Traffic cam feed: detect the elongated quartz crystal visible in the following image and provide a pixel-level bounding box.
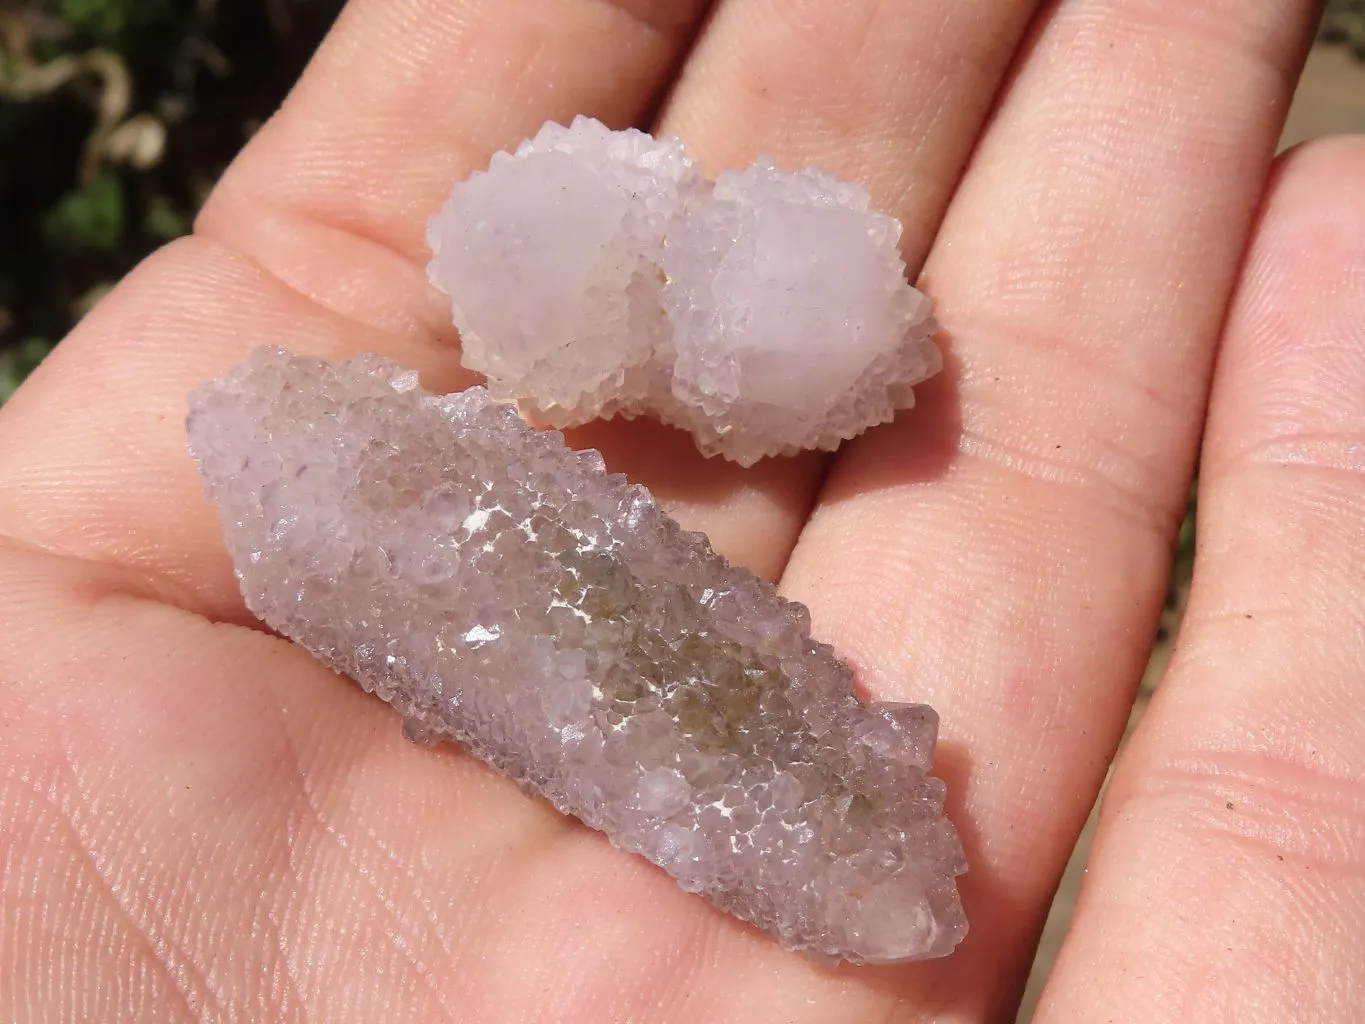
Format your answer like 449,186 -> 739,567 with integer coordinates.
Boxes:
427,117 -> 942,467
187,347 -> 967,963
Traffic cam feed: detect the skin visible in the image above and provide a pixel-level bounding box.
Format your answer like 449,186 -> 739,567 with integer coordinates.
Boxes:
0,0 -> 1362,1019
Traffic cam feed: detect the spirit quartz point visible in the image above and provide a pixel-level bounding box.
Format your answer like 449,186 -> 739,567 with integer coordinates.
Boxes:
186,348 -> 968,964
426,117 -> 943,467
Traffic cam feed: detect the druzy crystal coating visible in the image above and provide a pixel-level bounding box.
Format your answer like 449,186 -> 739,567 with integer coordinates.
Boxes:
187,348 -> 967,964
427,117 -> 942,466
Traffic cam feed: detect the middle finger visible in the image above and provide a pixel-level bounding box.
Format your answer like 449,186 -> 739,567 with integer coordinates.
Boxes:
609,0 -> 1046,581
658,0 -> 1046,260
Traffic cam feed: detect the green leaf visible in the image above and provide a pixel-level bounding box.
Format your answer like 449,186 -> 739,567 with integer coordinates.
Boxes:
1174,478 -> 1197,576
60,0 -> 131,38
144,195 -> 189,241
58,0 -> 170,39
42,173 -> 126,252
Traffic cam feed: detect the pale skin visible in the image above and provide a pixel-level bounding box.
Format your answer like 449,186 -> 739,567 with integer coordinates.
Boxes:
1,0 -> 1363,1019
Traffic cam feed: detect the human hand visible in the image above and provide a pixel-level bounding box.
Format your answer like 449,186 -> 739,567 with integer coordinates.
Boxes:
2,1 -> 1359,1020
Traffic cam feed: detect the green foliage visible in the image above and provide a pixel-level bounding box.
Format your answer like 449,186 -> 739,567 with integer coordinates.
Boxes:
59,0 -> 168,40
143,195 -> 190,241
1174,479 -> 1197,577
0,338 -> 55,405
42,173 -> 126,252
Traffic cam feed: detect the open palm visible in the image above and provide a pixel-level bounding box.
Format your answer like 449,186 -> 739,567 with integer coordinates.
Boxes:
4,0 -> 1363,1020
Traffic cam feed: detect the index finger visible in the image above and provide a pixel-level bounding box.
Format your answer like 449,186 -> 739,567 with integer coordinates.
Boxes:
201,0 -> 710,311
0,0 -> 710,615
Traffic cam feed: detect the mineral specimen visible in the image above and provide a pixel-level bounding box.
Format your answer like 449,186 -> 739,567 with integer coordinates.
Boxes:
187,347 -> 968,964
426,117 -> 942,467
426,118 -> 698,426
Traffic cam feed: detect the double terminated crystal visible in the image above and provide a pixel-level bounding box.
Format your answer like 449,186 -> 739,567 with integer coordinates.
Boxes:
188,348 -> 967,963
428,117 -> 941,466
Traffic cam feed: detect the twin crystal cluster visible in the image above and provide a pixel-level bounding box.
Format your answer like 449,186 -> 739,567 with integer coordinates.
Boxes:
188,348 -> 967,963
427,117 -> 941,466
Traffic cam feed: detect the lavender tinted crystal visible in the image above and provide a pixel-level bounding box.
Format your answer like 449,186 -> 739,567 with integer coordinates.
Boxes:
187,348 -> 967,963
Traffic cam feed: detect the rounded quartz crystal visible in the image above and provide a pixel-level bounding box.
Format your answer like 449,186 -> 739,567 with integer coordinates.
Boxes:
426,118 -> 942,465
427,116 -> 699,426
659,161 -> 941,463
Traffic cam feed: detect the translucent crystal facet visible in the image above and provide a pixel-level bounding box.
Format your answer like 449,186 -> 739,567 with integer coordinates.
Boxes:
187,348 -> 968,964
426,117 -> 942,467
427,118 -> 700,426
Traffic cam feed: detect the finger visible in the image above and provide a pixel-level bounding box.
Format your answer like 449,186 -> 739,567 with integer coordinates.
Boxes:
1034,136 -> 1365,1023
202,0 -> 709,278
571,0 -> 1050,587
658,0 -> 1042,280
776,0 -> 1319,1017
633,0 -> 1046,592
0,0 -> 738,615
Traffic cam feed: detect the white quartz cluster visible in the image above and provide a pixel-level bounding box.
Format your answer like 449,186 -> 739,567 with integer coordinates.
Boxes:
187,348 -> 968,964
427,117 -> 941,466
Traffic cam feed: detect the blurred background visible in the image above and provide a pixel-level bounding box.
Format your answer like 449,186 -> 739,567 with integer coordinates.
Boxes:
0,0 -> 344,401
0,1 -> 1362,1017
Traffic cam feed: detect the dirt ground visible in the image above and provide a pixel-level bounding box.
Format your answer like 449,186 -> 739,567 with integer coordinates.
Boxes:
1016,43 -> 1365,1020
